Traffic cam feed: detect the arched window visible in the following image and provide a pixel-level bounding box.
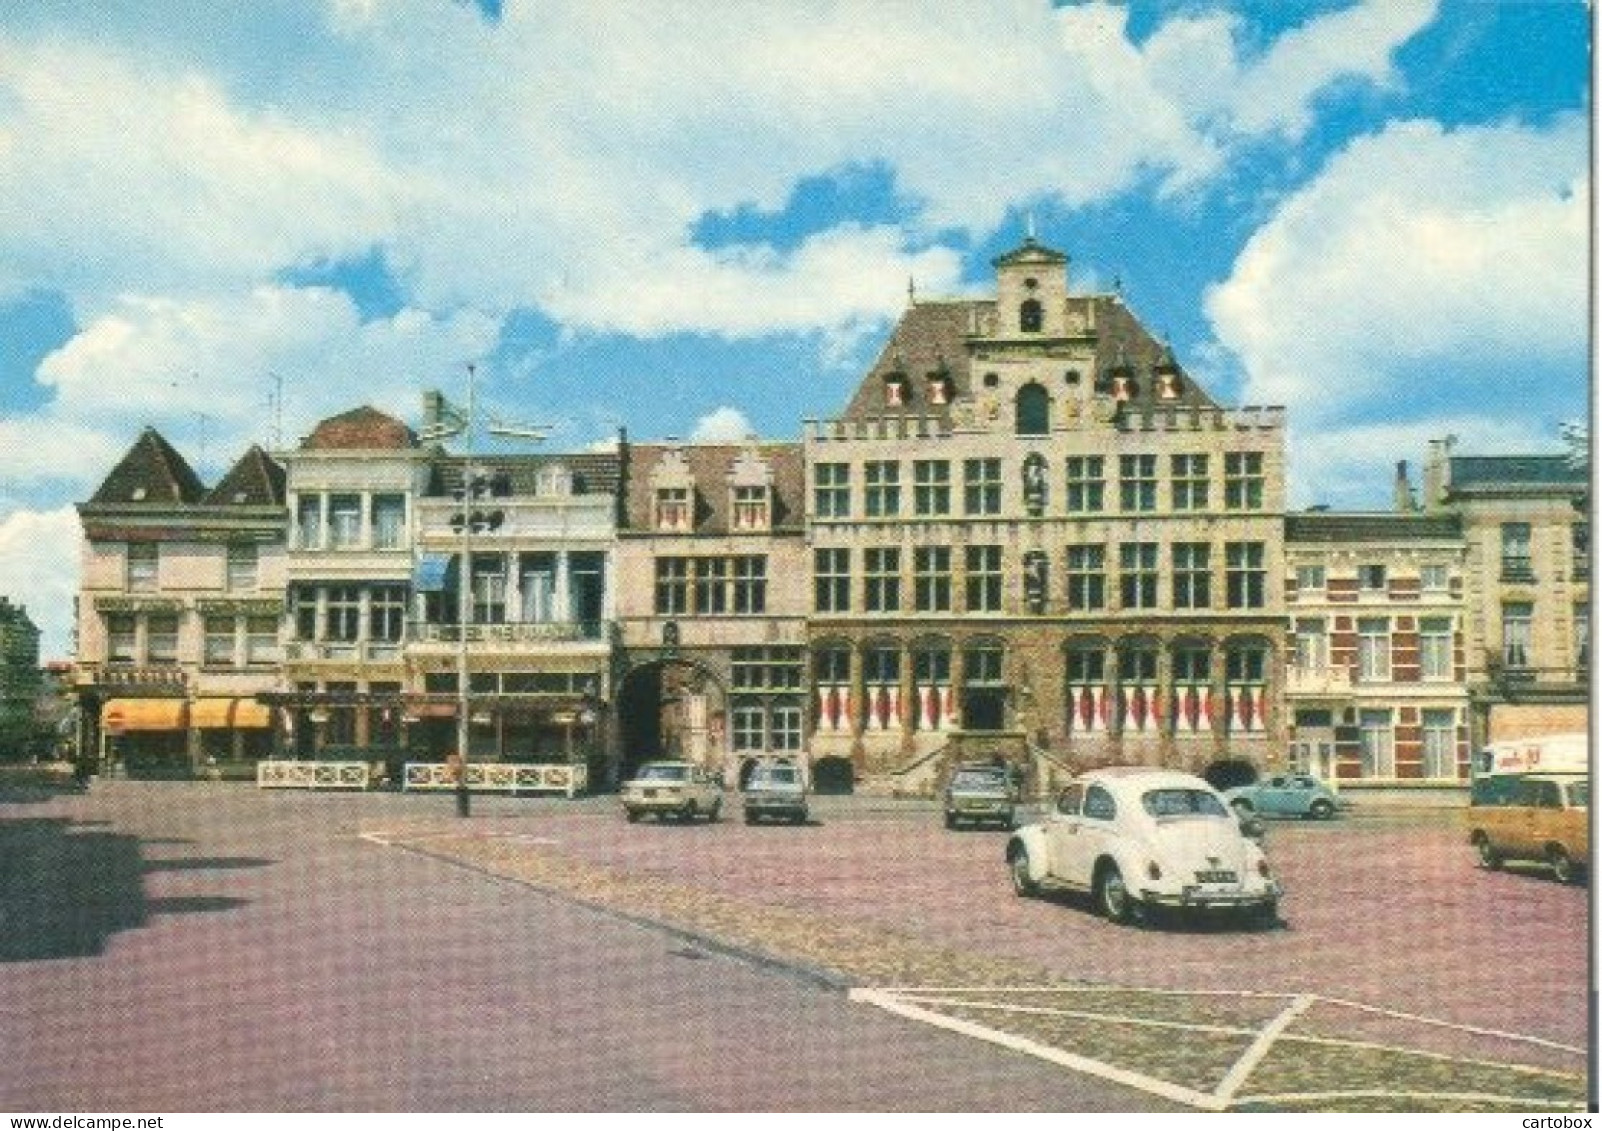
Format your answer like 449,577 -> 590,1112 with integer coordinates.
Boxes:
1019,298 -> 1043,333
1015,383 -> 1050,436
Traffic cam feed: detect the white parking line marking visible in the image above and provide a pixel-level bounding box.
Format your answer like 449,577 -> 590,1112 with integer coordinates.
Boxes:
1314,993 -> 1587,1056
1232,1089 -> 1583,1109
1213,994 -> 1314,1106
889,993 -> 1259,1037
848,987 -> 1227,1111
851,984 -> 1586,1112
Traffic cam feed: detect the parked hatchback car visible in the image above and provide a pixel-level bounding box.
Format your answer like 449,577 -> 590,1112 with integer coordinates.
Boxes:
1224,773 -> 1343,820
1006,767 -> 1281,928
620,761 -> 723,823
742,760 -> 810,825
944,762 -> 1018,829
1466,772 -> 1589,883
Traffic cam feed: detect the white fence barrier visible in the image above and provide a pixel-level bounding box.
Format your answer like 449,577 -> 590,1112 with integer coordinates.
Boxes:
257,760 -> 372,790
404,761 -> 587,797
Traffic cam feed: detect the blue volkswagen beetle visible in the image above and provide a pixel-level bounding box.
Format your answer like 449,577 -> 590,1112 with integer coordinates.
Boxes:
1224,773 -> 1344,820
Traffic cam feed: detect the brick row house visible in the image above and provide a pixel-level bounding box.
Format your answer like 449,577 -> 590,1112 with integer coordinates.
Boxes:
75,429 -> 286,776
1283,511 -> 1472,783
613,441 -> 810,788
71,235 -> 1587,792
1421,447 -> 1589,744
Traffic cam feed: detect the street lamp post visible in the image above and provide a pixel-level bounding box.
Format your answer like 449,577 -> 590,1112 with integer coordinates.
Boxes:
419,362 -> 548,819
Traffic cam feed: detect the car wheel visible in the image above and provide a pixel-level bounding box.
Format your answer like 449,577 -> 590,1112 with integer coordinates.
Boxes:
1231,798 -> 1255,816
683,801 -> 698,823
744,811 -> 758,825
1549,845 -> 1577,884
1008,847 -> 1039,897
1473,833 -> 1502,870
944,812 -> 958,830
1096,862 -> 1140,925
708,799 -> 722,823
625,808 -> 640,824
1309,798 -> 1335,820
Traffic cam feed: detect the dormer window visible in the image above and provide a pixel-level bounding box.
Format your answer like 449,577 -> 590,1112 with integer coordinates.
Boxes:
1157,372 -> 1184,399
927,368 -> 953,405
1113,375 -> 1139,402
1020,298 -> 1043,333
655,487 -> 692,532
884,371 -> 911,407
131,487 -> 147,501
732,485 -> 770,531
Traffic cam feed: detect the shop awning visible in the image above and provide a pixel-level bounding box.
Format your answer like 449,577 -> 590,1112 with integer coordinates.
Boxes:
101,699 -> 187,733
414,554 -> 453,592
405,701 -> 458,720
190,698 -> 272,729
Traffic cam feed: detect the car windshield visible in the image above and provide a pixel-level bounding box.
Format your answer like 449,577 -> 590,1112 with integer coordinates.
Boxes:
1142,788 -> 1230,819
751,766 -> 798,786
952,769 -> 1007,789
635,764 -> 689,782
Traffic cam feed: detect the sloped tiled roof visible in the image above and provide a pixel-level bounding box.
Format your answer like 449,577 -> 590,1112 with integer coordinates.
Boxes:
426,452 -> 623,499
1286,511 -> 1462,543
1449,455 -> 1587,491
300,406 -> 417,450
620,442 -> 805,534
203,445 -> 286,506
88,427 -> 206,505
837,294 -> 1217,422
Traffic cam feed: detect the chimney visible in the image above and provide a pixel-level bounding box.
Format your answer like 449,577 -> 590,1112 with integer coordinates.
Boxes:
1422,437 -> 1455,511
1393,460 -> 1417,513
422,390 -> 445,432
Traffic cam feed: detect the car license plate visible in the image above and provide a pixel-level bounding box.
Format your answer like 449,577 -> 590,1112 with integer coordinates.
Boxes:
643,788 -> 658,798
1194,870 -> 1237,884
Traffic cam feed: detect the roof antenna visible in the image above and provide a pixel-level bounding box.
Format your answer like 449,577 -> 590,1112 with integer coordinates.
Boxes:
1026,210 -> 1036,242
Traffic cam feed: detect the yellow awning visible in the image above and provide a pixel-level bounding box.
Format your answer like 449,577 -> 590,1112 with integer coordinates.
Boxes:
101,699 -> 187,733
190,698 -> 272,729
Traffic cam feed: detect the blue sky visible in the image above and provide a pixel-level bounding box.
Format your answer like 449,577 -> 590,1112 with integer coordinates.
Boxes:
0,0 -> 1590,658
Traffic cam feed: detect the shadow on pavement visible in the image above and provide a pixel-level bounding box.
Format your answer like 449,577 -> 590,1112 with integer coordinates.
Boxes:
0,818 -> 257,961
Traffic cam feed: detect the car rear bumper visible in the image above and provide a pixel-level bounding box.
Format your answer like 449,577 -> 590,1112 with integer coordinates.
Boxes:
1140,884 -> 1279,909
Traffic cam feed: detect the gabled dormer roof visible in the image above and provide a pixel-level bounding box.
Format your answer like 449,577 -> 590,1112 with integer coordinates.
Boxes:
300,405 -> 416,451
88,427 -> 206,505
203,445 -> 285,506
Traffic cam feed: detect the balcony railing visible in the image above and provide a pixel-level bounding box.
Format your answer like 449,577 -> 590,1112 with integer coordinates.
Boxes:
80,664 -> 189,689
285,641 -> 405,664
411,621 -> 605,645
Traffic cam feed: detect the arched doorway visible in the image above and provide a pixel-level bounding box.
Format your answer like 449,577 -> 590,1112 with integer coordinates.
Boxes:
616,659 -> 727,782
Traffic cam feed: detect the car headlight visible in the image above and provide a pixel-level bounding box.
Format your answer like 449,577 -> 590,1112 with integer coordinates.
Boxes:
1146,861 -> 1162,881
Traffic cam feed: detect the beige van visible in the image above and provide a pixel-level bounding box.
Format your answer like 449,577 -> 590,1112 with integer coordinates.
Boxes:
1466,772 -> 1588,884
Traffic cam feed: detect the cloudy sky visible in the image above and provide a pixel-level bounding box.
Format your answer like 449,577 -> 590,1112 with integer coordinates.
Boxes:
0,0 -> 1590,658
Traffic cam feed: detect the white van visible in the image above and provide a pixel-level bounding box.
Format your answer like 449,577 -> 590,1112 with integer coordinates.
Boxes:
1475,733 -> 1589,776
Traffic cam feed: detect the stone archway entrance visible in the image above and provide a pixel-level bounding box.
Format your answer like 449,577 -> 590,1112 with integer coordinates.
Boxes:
616,659 -> 727,782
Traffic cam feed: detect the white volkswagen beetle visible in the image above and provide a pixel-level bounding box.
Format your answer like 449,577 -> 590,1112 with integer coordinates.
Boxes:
1005,767 -> 1281,928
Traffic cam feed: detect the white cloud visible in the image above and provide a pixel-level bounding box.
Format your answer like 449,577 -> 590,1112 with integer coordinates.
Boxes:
689,407 -> 755,444
1204,113 -> 1588,502
0,2 -> 1440,339
16,286 -> 500,488
0,40 -> 397,307
0,507 -> 80,661
1287,415 -> 1555,510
